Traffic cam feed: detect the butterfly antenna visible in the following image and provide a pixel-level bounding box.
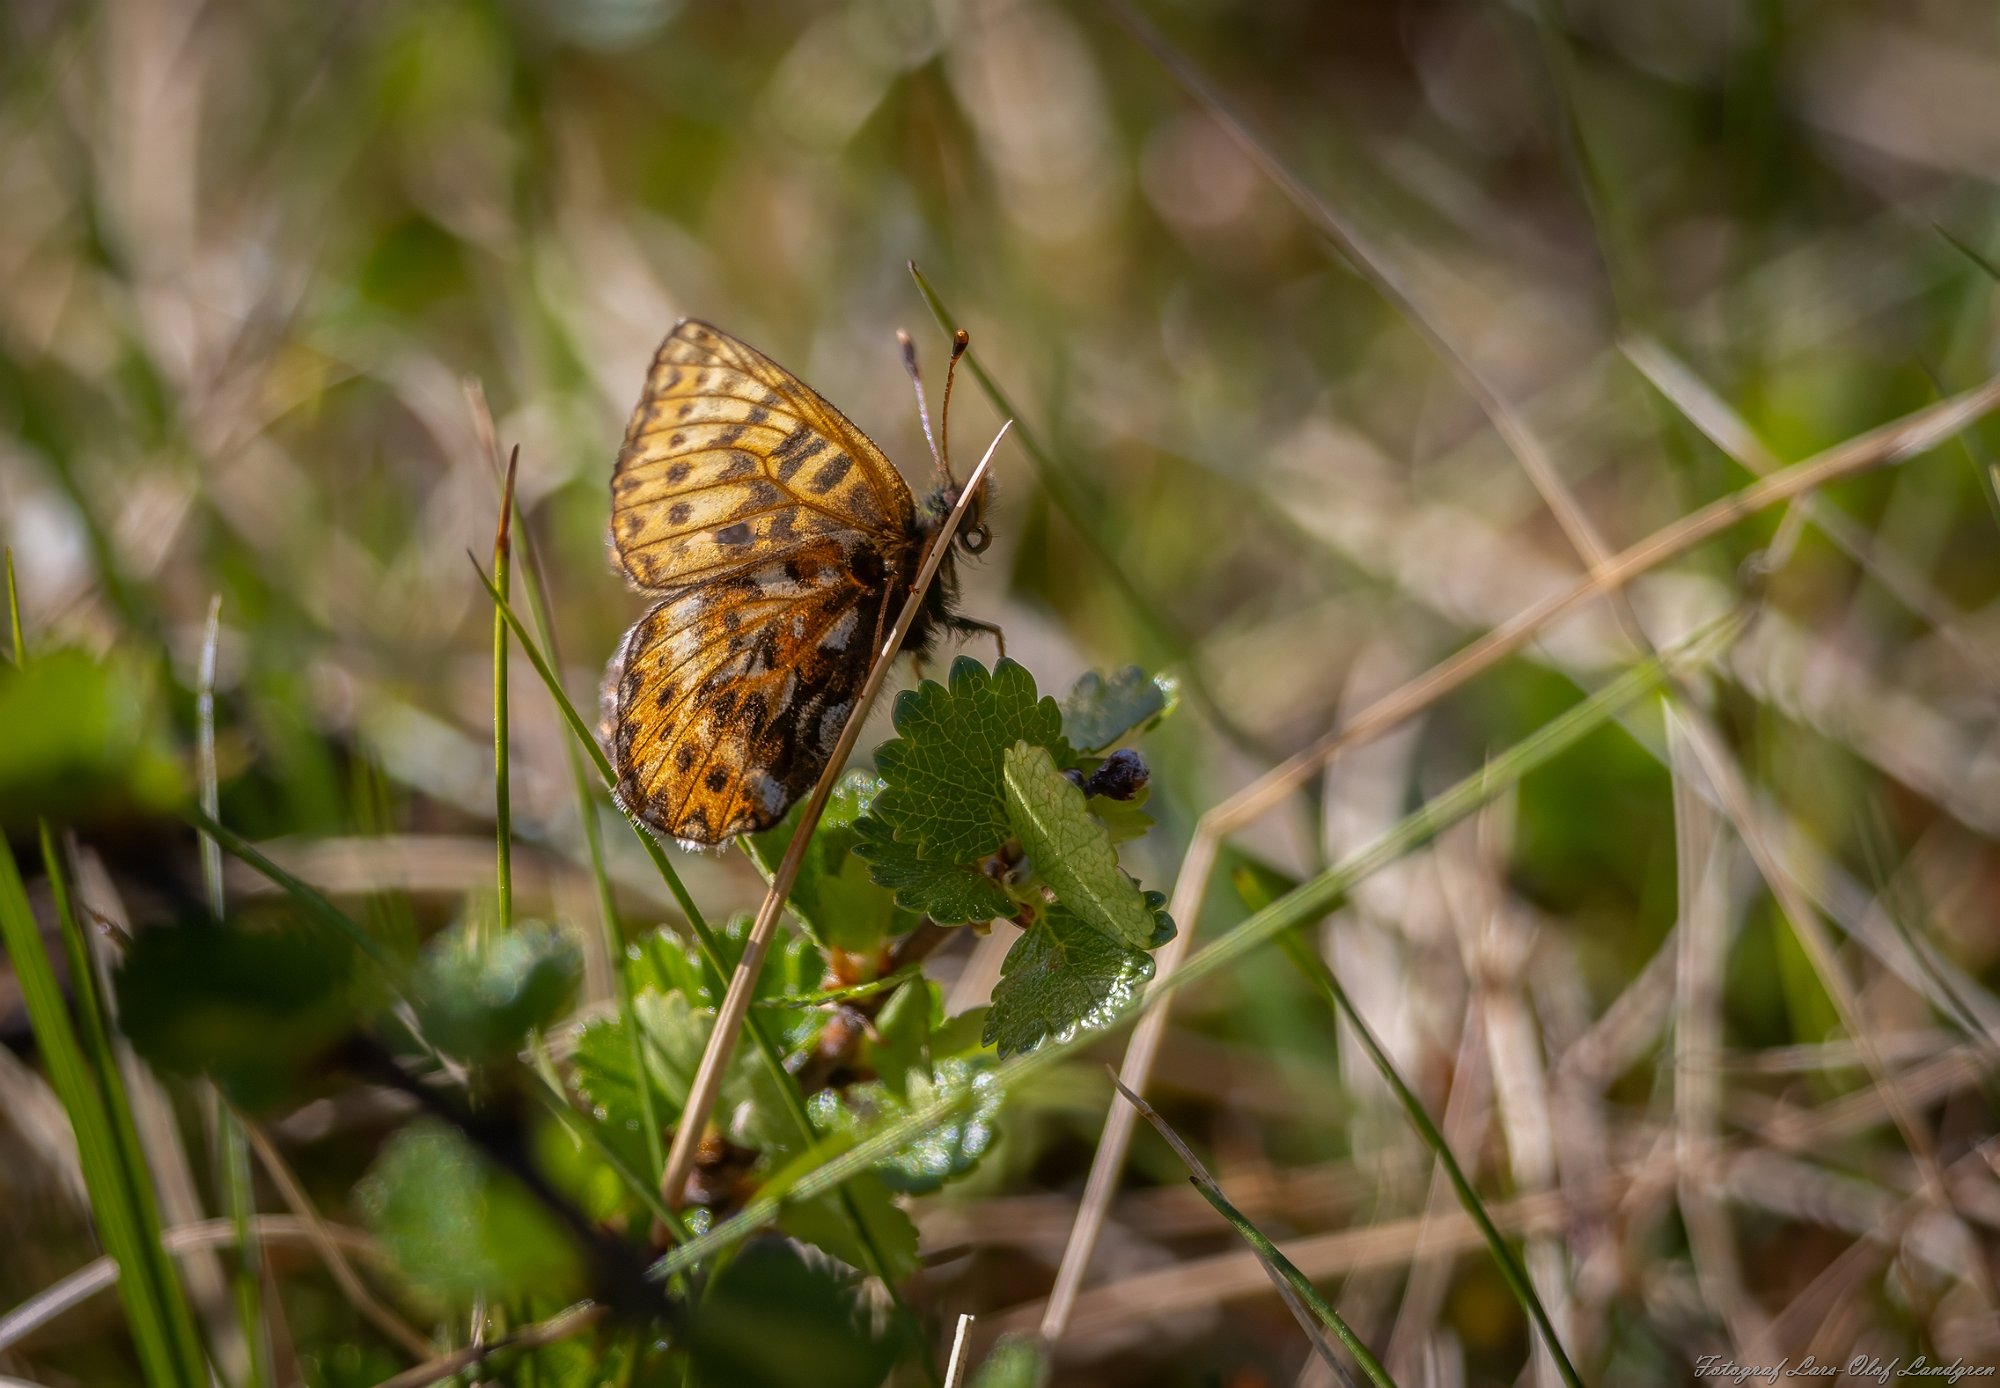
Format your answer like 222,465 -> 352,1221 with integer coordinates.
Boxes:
939,328 -> 970,488
898,328 -> 947,485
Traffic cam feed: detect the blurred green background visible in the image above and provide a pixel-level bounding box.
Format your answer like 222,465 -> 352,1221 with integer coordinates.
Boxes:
5,0 -> 2000,1384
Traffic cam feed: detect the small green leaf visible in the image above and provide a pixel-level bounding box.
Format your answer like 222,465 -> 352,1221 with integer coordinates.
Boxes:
628,917 -> 824,1049
1003,741 -> 1170,951
871,657 -> 1073,862
864,977 -> 935,1100
930,1004 -> 992,1060
684,1241 -> 896,1388
623,925 -> 709,1004
748,773 -> 919,954
806,1056 -> 1002,1194
984,903 -> 1155,1058
570,988 -> 707,1177
356,1119 -> 583,1310
775,1167 -> 921,1281
1060,665 -> 1175,753
115,913 -> 357,1110
412,919 -> 580,1061
1090,788 -> 1155,845
851,814 -> 1016,924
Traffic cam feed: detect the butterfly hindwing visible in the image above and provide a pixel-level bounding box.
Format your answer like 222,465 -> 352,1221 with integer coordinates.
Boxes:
608,540 -> 886,845
610,320 -> 919,591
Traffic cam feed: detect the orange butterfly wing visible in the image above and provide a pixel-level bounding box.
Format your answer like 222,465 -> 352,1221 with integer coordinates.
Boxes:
606,541 -> 887,845
605,321 -> 922,846
610,320 -> 917,589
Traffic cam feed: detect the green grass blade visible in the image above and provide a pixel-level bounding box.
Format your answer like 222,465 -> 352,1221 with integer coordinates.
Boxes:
1276,933 -> 1575,1387
0,836 -> 203,1387
4,547 -> 22,664
753,965 -> 924,1009
40,825 -> 212,1387
493,447 -> 519,933
1935,221 -> 2000,284
183,805 -> 403,978
216,1111 -> 269,1388
1110,1074 -> 1392,1388
199,595 -> 276,1388
650,609 -> 1745,1280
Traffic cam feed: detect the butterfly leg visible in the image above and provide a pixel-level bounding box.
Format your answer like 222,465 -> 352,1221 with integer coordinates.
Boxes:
945,614 -> 1007,661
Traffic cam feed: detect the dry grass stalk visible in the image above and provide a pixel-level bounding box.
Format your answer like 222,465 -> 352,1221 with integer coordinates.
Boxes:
656,425 -> 1008,1209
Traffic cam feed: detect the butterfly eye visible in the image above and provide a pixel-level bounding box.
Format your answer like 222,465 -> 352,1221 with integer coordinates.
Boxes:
959,523 -> 992,555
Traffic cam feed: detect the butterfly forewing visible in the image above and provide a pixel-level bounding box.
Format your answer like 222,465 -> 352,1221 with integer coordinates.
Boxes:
610,320 -> 916,590
606,320 -> 929,846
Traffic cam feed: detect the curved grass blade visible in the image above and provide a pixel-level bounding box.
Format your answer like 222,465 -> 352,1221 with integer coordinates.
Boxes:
1109,1073 -> 1387,1388
1,836 -> 209,1387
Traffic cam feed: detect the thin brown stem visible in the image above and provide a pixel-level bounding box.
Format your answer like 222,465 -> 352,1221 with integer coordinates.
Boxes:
368,1302 -> 606,1388
656,423 -> 1011,1208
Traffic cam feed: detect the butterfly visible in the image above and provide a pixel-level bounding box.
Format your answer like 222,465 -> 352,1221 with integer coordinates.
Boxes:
603,319 -> 997,848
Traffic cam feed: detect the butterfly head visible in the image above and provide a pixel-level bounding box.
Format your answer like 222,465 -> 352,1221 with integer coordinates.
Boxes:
921,477 -> 994,556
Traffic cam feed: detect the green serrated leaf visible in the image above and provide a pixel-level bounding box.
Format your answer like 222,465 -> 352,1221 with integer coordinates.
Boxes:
748,773 -> 919,954
412,919 -> 580,1061
1003,742 -> 1165,951
570,987 -> 706,1177
805,1056 -> 1002,1194
984,904 -> 1156,1058
573,975 -> 820,1187
625,926 -> 708,1003
871,657 -> 1072,862
630,918 -> 823,1012
1060,665 -> 1176,753
851,814 -> 1016,924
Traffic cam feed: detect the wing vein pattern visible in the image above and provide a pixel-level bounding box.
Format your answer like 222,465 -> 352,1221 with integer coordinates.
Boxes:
604,319 -> 934,845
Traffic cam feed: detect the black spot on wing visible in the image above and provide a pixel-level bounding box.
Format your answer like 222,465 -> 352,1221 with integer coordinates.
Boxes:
805,454 -> 852,495
772,426 -> 827,482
